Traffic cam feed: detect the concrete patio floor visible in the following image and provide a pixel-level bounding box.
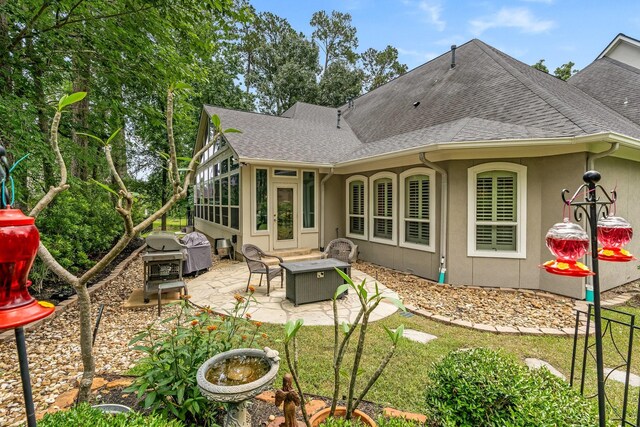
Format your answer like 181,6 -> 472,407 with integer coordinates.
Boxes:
187,262 -> 401,326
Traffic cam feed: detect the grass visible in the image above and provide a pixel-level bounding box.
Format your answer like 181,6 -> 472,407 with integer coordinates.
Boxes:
258,303 -> 640,421
150,217 -> 185,233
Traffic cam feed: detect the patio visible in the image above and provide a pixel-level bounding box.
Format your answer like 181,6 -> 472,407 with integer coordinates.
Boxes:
187,261 -> 401,326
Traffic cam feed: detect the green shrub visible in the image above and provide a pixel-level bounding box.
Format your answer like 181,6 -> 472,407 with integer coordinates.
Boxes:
377,417 -> 421,426
319,417 -> 366,427
126,293 -> 267,426
424,348 -> 599,427
36,403 -> 184,426
35,180 -> 127,274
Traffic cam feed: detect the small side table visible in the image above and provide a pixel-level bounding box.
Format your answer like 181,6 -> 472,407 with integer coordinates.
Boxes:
157,281 -> 188,316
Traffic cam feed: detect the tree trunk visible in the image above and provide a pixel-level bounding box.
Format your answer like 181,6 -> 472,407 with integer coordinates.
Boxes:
161,166 -> 167,230
71,52 -> 90,180
74,281 -> 95,402
31,41 -> 55,190
0,0 -> 12,94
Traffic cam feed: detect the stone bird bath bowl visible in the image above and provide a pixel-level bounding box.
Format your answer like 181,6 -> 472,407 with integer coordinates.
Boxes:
197,347 -> 280,427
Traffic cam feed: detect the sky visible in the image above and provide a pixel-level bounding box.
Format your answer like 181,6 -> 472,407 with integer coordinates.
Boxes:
250,0 -> 640,73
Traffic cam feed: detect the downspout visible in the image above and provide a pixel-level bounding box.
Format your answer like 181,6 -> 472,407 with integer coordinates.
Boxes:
419,153 -> 448,283
584,142 -> 620,300
320,168 -> 335,251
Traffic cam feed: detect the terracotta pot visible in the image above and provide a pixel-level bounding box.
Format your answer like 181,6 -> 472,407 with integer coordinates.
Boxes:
309,407 -> 377,427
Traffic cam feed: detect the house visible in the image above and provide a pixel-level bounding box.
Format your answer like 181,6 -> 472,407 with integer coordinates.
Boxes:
191,36 -> 640,299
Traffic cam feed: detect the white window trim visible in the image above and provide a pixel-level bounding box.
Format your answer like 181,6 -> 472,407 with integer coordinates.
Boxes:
252,166 -> 269,235
345,175 -> 368,240
399,168 -> 435,252
300,169 -> 318,232
369,172 -> 397,246
467,162 -> 527,259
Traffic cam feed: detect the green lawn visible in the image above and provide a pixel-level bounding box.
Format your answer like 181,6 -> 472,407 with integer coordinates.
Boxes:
259,304 -> 640,421
151,217 -> 186,232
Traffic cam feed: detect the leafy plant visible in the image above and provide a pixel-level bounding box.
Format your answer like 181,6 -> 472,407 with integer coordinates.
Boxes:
318,415 -> 420,426
125,291 -> 266,425
376,417 -> 421,427
284,268 -> 405,423
425,348 -> 600,427
36,403 -> 184,427
319,417 -> 366,427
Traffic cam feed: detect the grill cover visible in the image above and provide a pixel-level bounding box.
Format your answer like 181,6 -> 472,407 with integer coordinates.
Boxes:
181,232 -> 212,274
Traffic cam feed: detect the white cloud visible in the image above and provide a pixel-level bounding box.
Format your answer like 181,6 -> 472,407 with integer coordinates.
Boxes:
401,0 -> 446,31
418,1 -> 446,31
521,0 -> 554,4
470,7 -> 555,35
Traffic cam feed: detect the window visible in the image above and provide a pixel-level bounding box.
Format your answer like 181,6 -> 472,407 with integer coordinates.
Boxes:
302,171 -> 315,229
468,162 -> 527,258
194,151 -> 240,230
370,172 -> 396,244
273,169 -> 297,177
400,168 -> 435,251
346,175 -> 367,239
255,168 -> 268,232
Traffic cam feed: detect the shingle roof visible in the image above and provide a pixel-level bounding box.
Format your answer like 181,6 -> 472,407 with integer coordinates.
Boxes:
204,104 -> 360,164
341,39 -> 640,144
202,39 -> 640,165
569,57 -> 640,126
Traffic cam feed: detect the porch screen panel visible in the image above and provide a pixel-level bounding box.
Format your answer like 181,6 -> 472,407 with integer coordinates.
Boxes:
405,175 -> 430,245
303,171 -> 315,229
373,178 -> 393,239
475,171 -> 517,251
349,180 -> 365,235
255,169 -> 268,231
230,173 -> 239,229
221,176 -> 229,227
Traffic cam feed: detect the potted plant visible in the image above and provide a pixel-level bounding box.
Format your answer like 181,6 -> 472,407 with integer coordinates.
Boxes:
284,269 -> 405,427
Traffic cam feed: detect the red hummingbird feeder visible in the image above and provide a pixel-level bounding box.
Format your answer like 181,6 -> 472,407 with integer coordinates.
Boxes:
542,219 -> 594,277
597,216 -> 635,262
0,208 -> 54,329
0,145 -> 54,427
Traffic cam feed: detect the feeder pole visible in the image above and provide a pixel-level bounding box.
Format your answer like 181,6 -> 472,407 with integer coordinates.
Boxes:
15,327 -> 37,427
584,170 -> 606,427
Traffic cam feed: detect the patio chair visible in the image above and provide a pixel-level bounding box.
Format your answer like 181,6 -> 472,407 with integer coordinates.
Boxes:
241,244 -> 284,296
322,238 -> 358,275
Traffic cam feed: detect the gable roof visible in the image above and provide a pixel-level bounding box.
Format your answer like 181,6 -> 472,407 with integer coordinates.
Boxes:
569,57 -> 640,126
203,103 -> 360,165
597,33 -> 640,60
199,39 -> 640,166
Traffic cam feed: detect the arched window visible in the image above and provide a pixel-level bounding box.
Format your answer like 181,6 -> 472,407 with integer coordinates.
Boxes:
369,172 -> 396,245
400,168 -> 435,251
468,162 -> 527,258
346,175 -> 368,239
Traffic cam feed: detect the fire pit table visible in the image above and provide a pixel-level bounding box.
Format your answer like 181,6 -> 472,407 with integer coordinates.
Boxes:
280,258 -> 350,306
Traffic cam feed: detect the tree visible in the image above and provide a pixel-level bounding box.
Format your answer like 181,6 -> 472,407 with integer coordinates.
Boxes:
317,61 -> 364,108
249,12 -> 319,114
310,10 -> 358,73
32,88 -> 230,402
532,59 -> 549,73
360,45 -> 408,92
554,61 -> 577,81
0,0 -> 251,403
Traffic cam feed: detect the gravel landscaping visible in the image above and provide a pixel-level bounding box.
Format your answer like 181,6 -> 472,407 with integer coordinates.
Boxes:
0,255 -> 585,425
353,261 -> 577,329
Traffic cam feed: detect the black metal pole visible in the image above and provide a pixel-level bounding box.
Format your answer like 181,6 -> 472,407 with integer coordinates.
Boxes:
584,170 -> 606,427
15,327 -> 37,427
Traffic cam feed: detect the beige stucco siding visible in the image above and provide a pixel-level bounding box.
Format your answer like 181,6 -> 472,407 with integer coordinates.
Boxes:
447,154 -> 587,297
326,164 -> 442,281
589,156 -> 640,291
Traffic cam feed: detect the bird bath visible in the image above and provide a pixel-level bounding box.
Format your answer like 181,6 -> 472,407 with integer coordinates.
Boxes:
197,347 -> 280,427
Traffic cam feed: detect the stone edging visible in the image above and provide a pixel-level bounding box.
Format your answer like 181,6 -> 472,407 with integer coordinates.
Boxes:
405,290 -> 636,336
0,245 -> 147,343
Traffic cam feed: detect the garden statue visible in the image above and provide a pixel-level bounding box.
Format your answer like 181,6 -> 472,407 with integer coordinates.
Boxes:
275,373 -> 300,427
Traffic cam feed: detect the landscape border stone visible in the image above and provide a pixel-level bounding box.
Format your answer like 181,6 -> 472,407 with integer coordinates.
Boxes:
407,289 -> 635,336
0,245 -> 147,342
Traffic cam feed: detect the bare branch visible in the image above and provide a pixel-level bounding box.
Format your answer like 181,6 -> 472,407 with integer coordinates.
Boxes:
30,110 -> 69,217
